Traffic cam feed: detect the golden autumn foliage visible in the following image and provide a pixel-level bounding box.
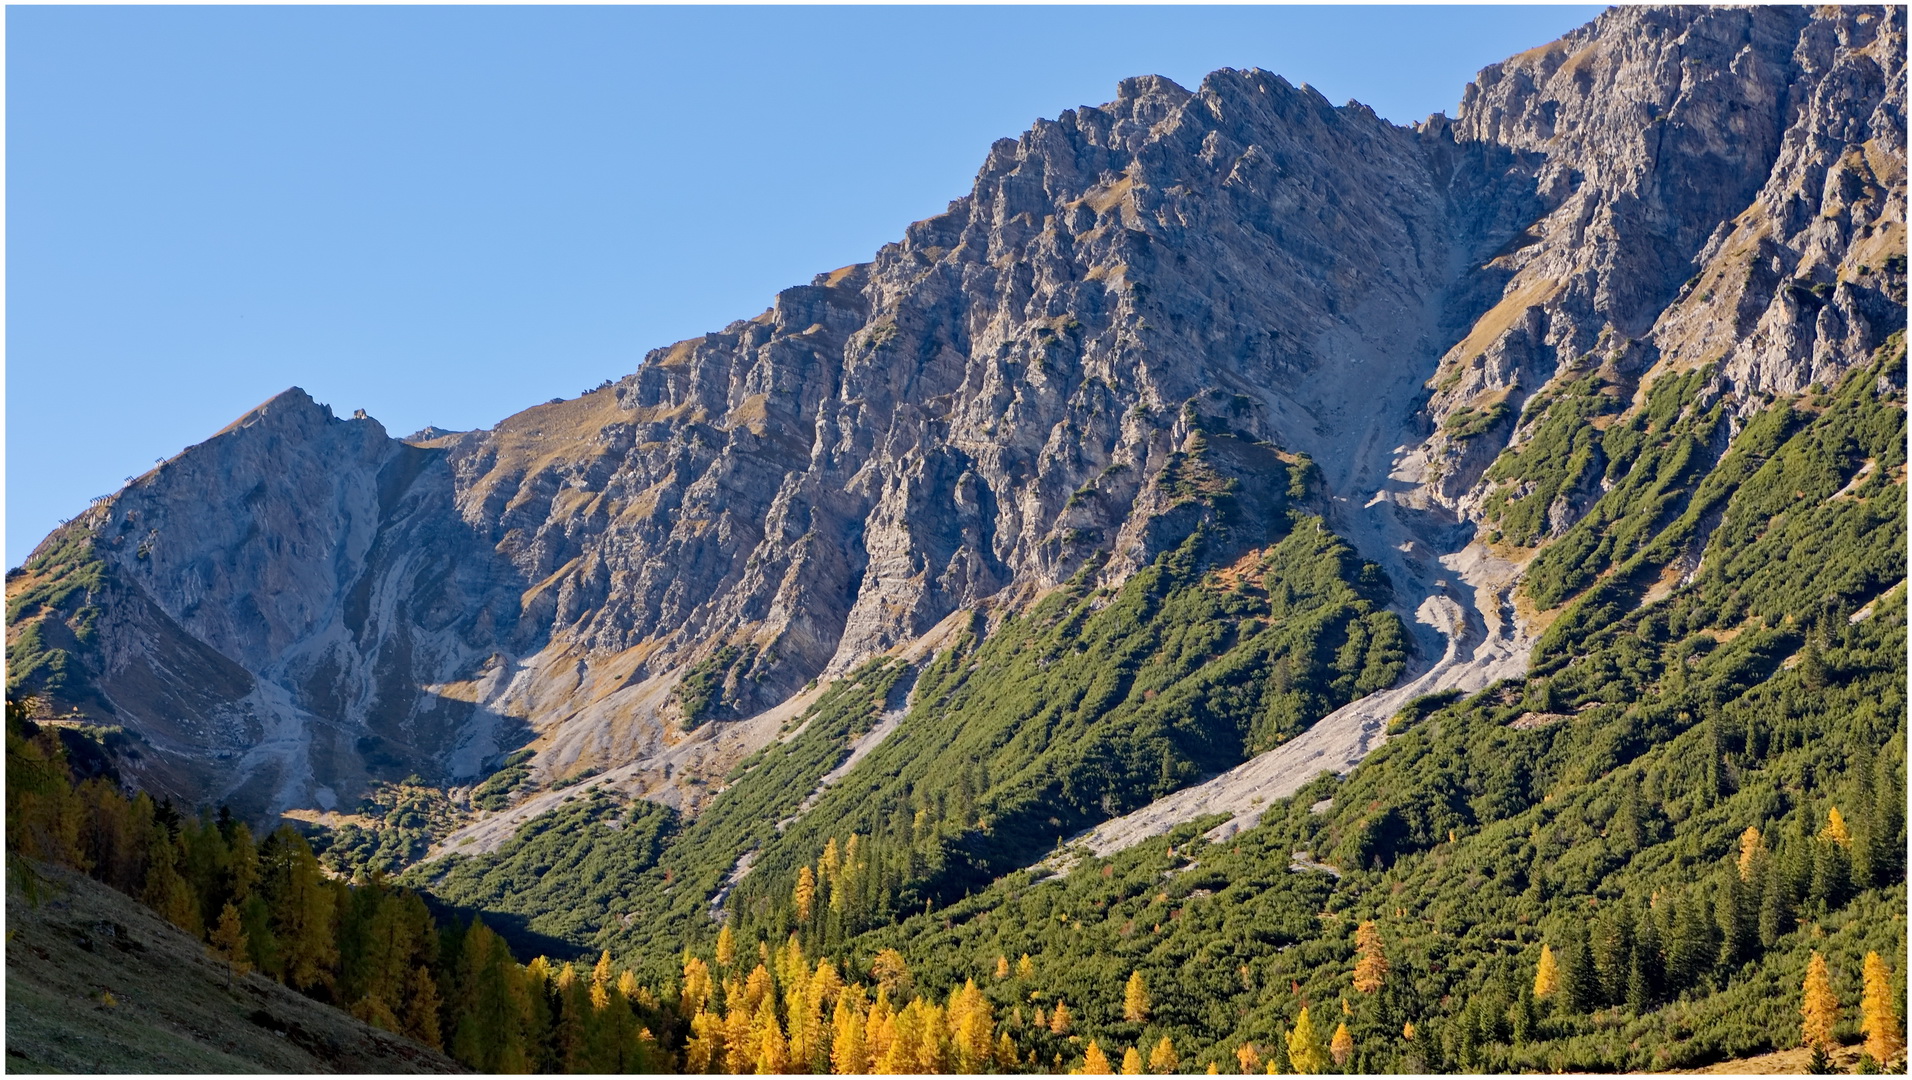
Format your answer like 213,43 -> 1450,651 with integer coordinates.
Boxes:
1802,951 -> 1840,1052
1287,1006 -> 1326,1074
1863,951 -> 1905,1065
1352,920 -> 1389,993
1049,998 -> 1074,1035
1145,1036 -> 1177,1074
1234,1041 -> 1261,1074
1121,1046 -> 1145,1074
1124,970 -> 1151,1022
795,865 -> 818,922
1082,1040 -> 1113,1074
1738,826 -> 1764,881
1824,806 -> 1853,847
1330,1022 -> 1353,1066
1533,943 -> 1562,999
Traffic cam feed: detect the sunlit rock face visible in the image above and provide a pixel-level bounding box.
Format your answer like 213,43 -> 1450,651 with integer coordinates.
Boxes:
8,5 -> 1901,819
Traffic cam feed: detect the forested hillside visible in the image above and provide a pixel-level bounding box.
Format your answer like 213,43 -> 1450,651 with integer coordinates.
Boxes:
7,4 -> 1904,1074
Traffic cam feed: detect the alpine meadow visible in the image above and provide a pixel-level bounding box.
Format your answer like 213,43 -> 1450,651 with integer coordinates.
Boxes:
7,5 -> 1908,1074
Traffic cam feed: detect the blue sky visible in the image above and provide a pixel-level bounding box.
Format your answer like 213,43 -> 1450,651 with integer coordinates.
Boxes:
6,5 -> 1602,567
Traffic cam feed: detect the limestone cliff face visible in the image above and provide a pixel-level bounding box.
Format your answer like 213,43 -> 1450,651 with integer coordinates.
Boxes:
8,5 -> 1902,819
1408,5 -> 1906,520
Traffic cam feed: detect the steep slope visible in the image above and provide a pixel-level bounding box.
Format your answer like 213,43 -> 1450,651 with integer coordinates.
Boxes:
5,861 -> 459,1073
6,6 -> 1903,876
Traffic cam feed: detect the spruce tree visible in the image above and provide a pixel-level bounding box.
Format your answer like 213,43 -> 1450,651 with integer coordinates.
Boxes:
1563,922 -> 1599,1013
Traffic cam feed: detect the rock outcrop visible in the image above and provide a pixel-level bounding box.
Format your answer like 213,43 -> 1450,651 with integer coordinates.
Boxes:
7,5 -> 1902,821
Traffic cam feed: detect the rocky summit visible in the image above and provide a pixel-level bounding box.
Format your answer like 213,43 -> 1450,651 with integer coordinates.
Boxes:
8,5 -> 1903,836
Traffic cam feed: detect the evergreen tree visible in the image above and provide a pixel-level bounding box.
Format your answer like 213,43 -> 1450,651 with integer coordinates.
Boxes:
1563,922 -> 1599,1014
1810,833 -> 1853,911
1758,858 -> 1795,949
1593,903 -> 1635,1007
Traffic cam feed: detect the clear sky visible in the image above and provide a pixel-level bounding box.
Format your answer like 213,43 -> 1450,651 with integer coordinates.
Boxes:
6,4 -> 1603,567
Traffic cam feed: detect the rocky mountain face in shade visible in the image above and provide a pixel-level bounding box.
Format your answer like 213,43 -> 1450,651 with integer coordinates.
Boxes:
8,4 -> 1902,822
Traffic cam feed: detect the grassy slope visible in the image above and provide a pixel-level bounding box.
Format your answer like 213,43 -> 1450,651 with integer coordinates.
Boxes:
5,861 -> 459,1074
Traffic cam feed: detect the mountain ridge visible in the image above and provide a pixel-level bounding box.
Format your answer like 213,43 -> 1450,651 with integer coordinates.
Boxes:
7,5 -> 1903,848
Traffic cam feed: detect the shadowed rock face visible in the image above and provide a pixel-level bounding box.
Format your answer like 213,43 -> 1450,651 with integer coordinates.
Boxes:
8,5 -> 1902,819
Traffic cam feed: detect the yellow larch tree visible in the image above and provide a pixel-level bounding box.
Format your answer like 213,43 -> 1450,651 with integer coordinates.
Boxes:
820,837 -> 841,886
1122,1046 -> 1145,1074
744,963 -> 774,1012
1050,998 -> 1074,1035
1330,1022 -> 1354,1066
682,955 -> 715,1016
723,998 -> 756,1075
1802,951 -> 1840,1052
872,948 -> 911,997
1533,944 -> 1562,1000
776,934 -> 809,992
1353,920 -> 1389,993
996,1031 -> 1021,1071
1738,826 -> 1765,881
1017,953 -> 1035,980
785,979 -> 818,1071
1083,1040 -> 1114,1074
1824,807 -> 1853,847
1287,1006 -> 1328,1074
1125,970 -> 1152,1022
1234,1042 -> 1262,1074
716,923 -> 737,970
831,986 -> 871,1075
795,865 -> 818,923
209,901 -> 250,986
949,979 -> 995,1072
754,995 -> 790,1075
1863,951 -> 1904,1065
591,950 -> 615,1010
1148,1036 -> 1179,1074
685,1008 -> 725,1073
995,954 -> 1011,980
866,987 -> 896,1067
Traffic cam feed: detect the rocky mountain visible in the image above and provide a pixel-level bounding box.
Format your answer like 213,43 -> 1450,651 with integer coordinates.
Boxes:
7,2 -> 1903,843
